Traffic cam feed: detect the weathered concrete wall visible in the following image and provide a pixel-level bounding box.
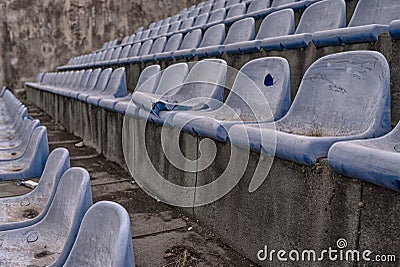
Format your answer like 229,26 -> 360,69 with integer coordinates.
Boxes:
0,0 -> 201,88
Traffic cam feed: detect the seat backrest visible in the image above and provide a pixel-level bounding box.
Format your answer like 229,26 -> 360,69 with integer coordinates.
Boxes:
208,8 -> 226,23
77,70 -> 93,89
102,67 -> 127,97
92,68 -> 112,92
224,17 -> 255,44
169,59 -> 227,106
226,3 -> 246,19
256,8 -> 295,39
247,0 -> 271,13
163,34 -> 183,52
349,0 -> 400,27
168,21 -> 182,33
193,13 -> 209,27
39,168 -> 93,266
188,7 -> 201,18
121,36 -> 130,45
213,0 -> 226,10
280,51 -> 391,137
110,47 -> 122,60
226,57 -> 291,121
134,65 -> 162,93
128,42 -> 141,57
63,201 -> 134,267
85,69 -> 102,91
103,48 -> 115,61
271,0 -> 297,8
149,37 -> 167,54
170,14 -> 181,23
179,29 -> 203,50
295,0 -> 346,34
138,40 -> 153,56
199,4 -> 213,15
150,27 -> 160,38
158,24 -> 170,35
225,0 -> 240,7
139,29 -> 150,41
155,63 -> 189,95
180,18 -> 195,30
119,45 -> 132,59
127,34 -> 136,43
200,24 -> 226,47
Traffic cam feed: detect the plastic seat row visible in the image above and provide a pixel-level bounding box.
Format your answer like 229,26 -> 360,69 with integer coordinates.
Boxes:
0,88 -> 49,181
0,148 -> 135,266
62,0 -> 321,69
131,51 -> 398,193
26,67 -> 128,107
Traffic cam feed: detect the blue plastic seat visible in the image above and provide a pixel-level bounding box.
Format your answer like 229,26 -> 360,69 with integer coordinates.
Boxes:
158,24 -> 170,36
225,0 -> 240,7
227,8 -> 294,53
149,27 -> 160,38
170,15 -> 181,24
180,18 -> 195,30
207,8 -> 226,24
87,67 -> 127,106
247,0 -> 271,15
328,121 -> 400,192
313,0 -> 400,47
199,4 -> 213,15
193,13 -> 209,27
389,20 -> 400,39
225,3 -> 246,20
0,167 -> 92,266
173,57 -> 291,142
262,0 -> 346,50
77,68 -> 112,102
200,17 -> 255,55
154,34 -> 183,61
111,65 -> 162,114
229,51 -> 391,166
0,148 -> 70,231
124,40 -> 153,64
0,126 -> 49,180
168,21 -> 182,34
118,43 -> 141,64
69,69 -> 101,99
188,8 -> 201,18
64,201 -> 134,267
173,29 -> 203,59
140,37 -> 167,63
134,59 -> 227,125
213,0 -> 226,11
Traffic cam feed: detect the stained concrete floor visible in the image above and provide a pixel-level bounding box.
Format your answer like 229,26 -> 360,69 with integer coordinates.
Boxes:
0,100 -> 255,267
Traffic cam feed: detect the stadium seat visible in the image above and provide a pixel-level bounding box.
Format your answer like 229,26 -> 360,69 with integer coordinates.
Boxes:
207,8 -> 227,24
172,57 -> 291,142
87,67 -> 127,106
0,126 -> 49,180
104,65 -> 162,114
168,21 -> 182,33
0,168 -> 92,266
389,19 -> 400,39
328,121 -> 400,192
271,0 -> 297,8
134,59 -> 227,125
199,4 -> 213,15
262,0 -> 346,50
173,29 -> 203,59
63,201 -> 134,267
124,63 -> 189,117
213,0 -> 226,11
313,0 -> 400,47
197,17 -> 255,56
77,68 -> 112,102
229,51 -> 391,165
69,69 -> 102,99
247,0 -> 271,16
154,33 -> 183,61
225,3 -> 246,20
193,13 -> 209,27
0,148 -> 70,231
225,8 -> 294,53
180,18 -> 195,30
140,37 -> 167,62
124,40 -> 153,64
